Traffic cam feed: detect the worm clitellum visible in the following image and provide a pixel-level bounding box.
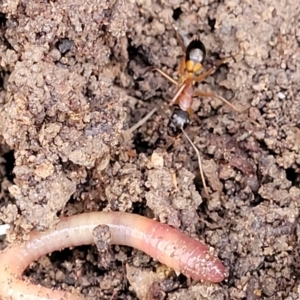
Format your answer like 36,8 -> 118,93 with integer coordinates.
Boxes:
0,212 -> 226,300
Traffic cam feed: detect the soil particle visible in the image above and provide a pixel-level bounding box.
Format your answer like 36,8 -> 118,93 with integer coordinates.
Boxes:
246,276 -> 262,300
145,151 -> 202,228
168,283 -> 227,300
126,264 -> 169,300
93,224 -> 112,252
102,161 -> 143,211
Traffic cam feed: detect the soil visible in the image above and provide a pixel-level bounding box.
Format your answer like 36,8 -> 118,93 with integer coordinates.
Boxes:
0,0 -> 300,299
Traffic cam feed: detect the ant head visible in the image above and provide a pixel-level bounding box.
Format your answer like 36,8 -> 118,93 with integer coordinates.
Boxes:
167,108 -> 190,137
186,39 -> 206,73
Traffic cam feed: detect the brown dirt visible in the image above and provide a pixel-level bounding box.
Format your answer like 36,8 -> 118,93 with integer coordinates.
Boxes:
0,0 -> 300,299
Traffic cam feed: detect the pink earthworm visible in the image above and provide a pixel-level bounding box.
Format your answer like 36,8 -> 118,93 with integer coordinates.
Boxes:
0,212 -> 226,300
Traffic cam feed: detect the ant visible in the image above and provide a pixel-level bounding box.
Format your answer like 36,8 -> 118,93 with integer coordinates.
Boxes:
147,25 -> 241,197
150,25 -> 240,136
123,24 -> 242,198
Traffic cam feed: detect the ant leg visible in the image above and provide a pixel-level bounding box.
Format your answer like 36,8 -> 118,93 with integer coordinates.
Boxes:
170,57 -> 186,105
169,83 -> 186,106
148,67 -> 178,86
178,56 -> 186,77
193,66 -> 219,83
194,90 -> 241,112
187,107 -> 194,117
171,23 -> 186,53
147,66 -> 182,106
214,57 -> 230,68
181,128 -> 210,198
193,57 -> 229,83
170,23 -> 186,77
167,18 -> 186,76
122,107 -> 158,142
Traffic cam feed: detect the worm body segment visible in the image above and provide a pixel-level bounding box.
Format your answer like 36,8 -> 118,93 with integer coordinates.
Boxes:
0,212 -> 226,300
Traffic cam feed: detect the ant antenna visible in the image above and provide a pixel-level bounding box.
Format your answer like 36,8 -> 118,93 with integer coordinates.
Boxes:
181,127 -> 209,198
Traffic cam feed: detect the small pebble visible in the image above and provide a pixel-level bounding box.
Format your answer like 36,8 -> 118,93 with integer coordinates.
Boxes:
0,224 -> 10,237
277,92 -> 286,100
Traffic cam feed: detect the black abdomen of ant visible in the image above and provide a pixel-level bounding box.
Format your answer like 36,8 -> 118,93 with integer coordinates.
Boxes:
167,106 -> 190,137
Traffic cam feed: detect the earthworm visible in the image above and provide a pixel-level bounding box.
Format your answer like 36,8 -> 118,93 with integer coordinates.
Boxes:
0,211 -> 226,300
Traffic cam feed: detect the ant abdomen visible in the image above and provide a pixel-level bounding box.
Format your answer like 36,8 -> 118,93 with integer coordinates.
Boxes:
167,107 -> 190,137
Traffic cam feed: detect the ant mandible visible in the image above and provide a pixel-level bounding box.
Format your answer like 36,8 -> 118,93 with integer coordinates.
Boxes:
150,24 -> 240,136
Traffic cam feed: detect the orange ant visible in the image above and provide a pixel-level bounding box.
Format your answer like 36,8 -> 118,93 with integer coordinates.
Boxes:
150,25 -> 240,136
123,24 -> 242,197
148,25 -> 241,197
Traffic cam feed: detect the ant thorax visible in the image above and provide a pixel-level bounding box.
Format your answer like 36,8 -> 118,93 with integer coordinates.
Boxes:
167,107 -> 190,137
